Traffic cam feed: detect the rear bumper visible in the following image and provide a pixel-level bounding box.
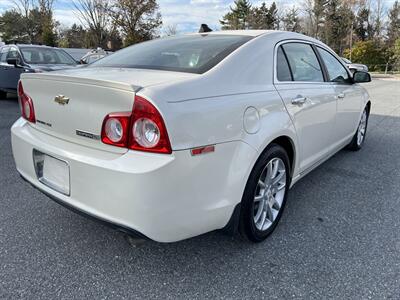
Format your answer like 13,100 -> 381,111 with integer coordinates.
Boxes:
11,118 -> 256,242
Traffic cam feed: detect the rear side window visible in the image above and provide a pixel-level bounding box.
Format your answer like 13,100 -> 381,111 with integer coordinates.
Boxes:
90,35 -> 253,74
282,43 -> 324,82
276,46 -> 292,81
317,47 -> 350,83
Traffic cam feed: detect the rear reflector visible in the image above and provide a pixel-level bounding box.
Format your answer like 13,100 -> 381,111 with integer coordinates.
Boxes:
190,145 -> 215,156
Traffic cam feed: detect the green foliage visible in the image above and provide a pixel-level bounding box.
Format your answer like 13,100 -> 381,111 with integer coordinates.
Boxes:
110,0 -> 162,47
323,0 -> 353,55
387,1 -> 400,46
0,2 -> 56,46
312,0 -> 328,38
59,24 -> 89,48
0,10 -> 28,43
220,1 -> 279,30
354,7 -> 374,41
391,39 -> 400,68
250,2 -> 278,30
220,0 -> 252,30
344,40 -> 388,71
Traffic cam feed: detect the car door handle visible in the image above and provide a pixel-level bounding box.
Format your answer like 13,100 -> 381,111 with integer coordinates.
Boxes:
291,97 -> 307,106
337,93 -> 345,99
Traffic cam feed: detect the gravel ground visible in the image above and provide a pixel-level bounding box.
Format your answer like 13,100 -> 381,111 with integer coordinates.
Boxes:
0,79 -> 399,299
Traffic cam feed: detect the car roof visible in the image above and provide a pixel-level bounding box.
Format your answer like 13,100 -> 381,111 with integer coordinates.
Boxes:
188,30 -> 324,45
194,30 -> 274,37
16,44 -> 58,49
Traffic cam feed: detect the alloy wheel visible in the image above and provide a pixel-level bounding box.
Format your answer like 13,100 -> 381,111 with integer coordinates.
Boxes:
253,157 -> 287,231
357,109 -> 368,146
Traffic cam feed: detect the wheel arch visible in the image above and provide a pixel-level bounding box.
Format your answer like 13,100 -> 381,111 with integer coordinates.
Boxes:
366,100 -> 371,114
222,134 -> 297,237
269,136 -> 296,177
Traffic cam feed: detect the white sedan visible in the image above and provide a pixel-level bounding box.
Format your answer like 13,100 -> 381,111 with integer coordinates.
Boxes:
11,30 -> 371,243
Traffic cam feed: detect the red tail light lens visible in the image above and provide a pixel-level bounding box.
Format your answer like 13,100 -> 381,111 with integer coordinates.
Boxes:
129,96 -> 172,154
101,96 -> 172,154
101,112 -> 131,148
18,81 -> 36,123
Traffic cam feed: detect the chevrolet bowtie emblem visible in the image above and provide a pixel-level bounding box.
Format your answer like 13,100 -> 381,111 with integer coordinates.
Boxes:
54,95 -> 70,105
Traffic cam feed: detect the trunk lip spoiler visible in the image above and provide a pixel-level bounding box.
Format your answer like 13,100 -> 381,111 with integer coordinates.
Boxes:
21,73 -> 141,92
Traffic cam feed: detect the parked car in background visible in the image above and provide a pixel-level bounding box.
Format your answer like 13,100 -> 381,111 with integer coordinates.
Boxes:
80,48 -> 112,64
341,57 -> 368,73
12,30 -> 371,243
61,48 -> 92,63
0,44 -> 77,97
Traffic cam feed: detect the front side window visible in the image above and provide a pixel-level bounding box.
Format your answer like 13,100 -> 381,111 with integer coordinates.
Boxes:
0,47 -> 9,63
282,43 -> 324,82
90,35 -> 253,74
7,47 -> 19,59
318,47 -> 350,83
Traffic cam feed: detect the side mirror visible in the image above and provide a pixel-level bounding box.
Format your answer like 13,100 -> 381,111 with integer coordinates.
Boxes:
6,57 -> 23,68
353,71 -> 371,83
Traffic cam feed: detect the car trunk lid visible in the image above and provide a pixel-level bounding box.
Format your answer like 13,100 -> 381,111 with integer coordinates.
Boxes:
21,76 -> 135,153
20,68 -> 196,153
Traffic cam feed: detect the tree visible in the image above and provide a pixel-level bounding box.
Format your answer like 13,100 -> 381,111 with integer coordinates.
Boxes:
312,0 -> 328,39
324,0 -> 354,54
220,0 -> 252,30
250,2 -> 279,30
344,40 -> 387,71
12,0 -> 36,43
392,38 -> 400,68
0,10 -> 28,43
72,0 -> 112,48
6,0 -> 55,45
164,24 -> 178,36
110,0 -> 162,46
58,23 -> 90,48
38,0 -> 57,46
354,6 -> 372,41
282,7 -> 301,32
387,1 -> 400,46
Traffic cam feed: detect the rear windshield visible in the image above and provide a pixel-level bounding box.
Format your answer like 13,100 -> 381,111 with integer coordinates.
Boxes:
20,47 -> 77,65
90,34 -> 253,74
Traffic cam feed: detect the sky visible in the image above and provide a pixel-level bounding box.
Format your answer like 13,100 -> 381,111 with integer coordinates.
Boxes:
0,0 -> 297,33
0,0 -> 398,34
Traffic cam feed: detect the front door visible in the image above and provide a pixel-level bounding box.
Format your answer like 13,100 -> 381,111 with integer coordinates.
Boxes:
0,46 -> 10,91
316,46 -> 364,144
3,47 -> 26,91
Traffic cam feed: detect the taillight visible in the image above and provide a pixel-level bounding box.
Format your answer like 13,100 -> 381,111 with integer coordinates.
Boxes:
18,81 -> 36,123
101,96 -> 172,154
101,112 -> 131,147
129,96 -> 172,154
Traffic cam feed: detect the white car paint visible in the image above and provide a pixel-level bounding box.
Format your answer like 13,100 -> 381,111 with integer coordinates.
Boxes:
11,30 -> 370,242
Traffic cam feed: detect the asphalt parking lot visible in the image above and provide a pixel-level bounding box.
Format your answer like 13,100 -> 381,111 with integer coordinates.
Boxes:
1,79 -> 399,299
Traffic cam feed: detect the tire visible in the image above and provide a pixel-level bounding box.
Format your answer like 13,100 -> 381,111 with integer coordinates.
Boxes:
347,106 -> 369,151
239,143 -> 291,242
0,90 -> 7,99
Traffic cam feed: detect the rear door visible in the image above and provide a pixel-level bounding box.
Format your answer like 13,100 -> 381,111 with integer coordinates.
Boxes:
274,42 -> 337,172
316,46 -> 363,144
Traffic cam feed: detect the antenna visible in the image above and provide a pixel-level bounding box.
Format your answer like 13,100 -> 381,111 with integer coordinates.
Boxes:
199,24 -> 212,33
